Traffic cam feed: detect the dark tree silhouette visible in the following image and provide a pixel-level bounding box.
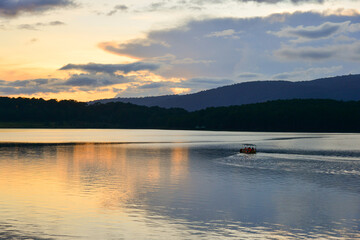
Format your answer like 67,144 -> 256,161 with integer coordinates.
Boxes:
1,97 -> 360,132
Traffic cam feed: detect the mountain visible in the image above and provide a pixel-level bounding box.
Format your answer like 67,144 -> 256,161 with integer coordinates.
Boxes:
91,74 -> 360,111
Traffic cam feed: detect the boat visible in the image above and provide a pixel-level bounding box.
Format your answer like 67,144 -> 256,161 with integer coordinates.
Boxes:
240,144 -> 256,154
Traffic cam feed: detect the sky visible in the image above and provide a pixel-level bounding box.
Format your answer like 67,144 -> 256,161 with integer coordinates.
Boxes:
0,0 -> 360,101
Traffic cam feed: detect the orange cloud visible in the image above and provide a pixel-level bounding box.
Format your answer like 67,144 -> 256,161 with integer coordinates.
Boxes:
171,87 -> 190,95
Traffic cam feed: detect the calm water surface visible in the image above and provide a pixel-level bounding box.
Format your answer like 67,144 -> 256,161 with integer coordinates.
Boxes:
0,129 -> 359,239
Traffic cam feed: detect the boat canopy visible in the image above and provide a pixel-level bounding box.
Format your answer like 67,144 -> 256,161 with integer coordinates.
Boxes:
241,144 -> 256,148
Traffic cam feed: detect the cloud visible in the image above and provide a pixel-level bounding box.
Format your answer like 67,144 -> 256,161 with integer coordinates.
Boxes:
98,11 -> 360,81
0,73 -> 132,95
150,54 -> 214,65
146,2 -> 167,12
17,20 -> 65,30
48,20 -> 65,26
275,42 -> 360,61
138,82 -> 166,89
269,21 -> 349,40
112,77 -> 235,98
270,21 -> 360,42
271,66 -> 343,80
179,78 -> 234,88
0,0 -> 75,17
99,39 -> 171,59
63,74 -> 129,87
322,8 -> 360,17
0,78 -> 65,94
107,5 -> 128,16
191,0 -> 325,4
0,62 -> 168,96
237,72 -> 265,79
0,60 -> 171,96
134,77 -> 233,92
205,29 -> 242,39
59,62 -> 161,75
28,38 -> 38,44
18,24 -> 38,30
348,23 -> 360,32
114,82 -> 175,97
99,18 -> 256,78
275,45 -> 335,60
7,10 -> 356,98
240,0 -> 325,3
139,1 -> 203,12
138,0 -> 327,13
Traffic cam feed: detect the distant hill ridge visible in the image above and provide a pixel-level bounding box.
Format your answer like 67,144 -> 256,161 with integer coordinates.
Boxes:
91,74 -> 360,111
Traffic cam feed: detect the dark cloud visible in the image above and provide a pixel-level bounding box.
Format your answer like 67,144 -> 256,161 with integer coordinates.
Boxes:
275,42 -> 360,61
10,78 -> 50,87
0,78 -> 64,94
270,21 -> 349,40
107,4 -> 128,16
63,74 -> 129,87
0,0 -> 75,17
0,62 -> 162,96
0,73 -> 131,95
64,76 -> 108,87
0,86 -> 60,94
59,62 -> 160,75
275,46 -> 335,60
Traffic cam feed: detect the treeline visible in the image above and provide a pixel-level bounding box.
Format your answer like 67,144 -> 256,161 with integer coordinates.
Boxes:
1,97 -> 360,132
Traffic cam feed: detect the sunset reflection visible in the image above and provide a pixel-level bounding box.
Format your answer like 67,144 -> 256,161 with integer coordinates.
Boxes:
171,147 -> 189,182
41,144 -> 190,210
0,144 -> 191,226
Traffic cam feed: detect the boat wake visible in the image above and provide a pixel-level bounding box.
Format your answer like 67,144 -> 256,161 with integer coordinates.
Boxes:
216,150 -> 360,177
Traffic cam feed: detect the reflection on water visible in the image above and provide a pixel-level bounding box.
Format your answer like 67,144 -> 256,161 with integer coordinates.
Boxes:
0,130 -> 359,239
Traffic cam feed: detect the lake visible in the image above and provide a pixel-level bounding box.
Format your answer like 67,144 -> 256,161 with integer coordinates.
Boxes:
0,129 -> 359,239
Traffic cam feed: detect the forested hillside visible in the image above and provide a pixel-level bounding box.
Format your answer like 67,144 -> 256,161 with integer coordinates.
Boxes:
1,97 -> 360,132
